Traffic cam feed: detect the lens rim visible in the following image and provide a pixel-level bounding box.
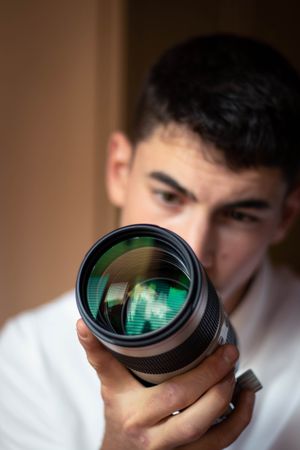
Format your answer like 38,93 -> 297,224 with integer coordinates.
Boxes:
76,224 -> 203,347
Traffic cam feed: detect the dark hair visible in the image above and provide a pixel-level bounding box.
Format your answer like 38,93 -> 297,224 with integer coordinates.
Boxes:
132,34 -> 300,186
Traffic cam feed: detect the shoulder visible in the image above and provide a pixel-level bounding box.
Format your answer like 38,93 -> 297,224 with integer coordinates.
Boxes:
0,292 -> 104,449
0,291 -> 82,391
0,290 -> 95,383
1,291 -> 78,359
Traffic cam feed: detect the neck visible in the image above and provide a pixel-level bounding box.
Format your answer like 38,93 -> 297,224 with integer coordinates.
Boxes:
223,278 -> 253,315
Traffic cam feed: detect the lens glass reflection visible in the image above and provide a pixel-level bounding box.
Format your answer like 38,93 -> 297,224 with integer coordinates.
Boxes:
86,236 -> 190,335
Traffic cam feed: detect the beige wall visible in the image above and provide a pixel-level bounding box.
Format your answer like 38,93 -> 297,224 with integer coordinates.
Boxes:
0,0 -> 124,324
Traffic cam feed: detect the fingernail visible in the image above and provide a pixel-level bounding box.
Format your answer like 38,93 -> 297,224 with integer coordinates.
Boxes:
222,345 -> 239,364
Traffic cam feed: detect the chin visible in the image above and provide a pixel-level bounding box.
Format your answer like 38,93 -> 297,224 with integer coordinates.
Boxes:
215,282 -> 236,304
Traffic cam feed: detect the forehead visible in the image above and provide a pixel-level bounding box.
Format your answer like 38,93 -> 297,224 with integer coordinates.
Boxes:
132,126 -> 287,202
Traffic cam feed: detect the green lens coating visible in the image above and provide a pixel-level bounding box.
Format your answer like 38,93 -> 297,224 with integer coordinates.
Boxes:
86,236 -> 190,335
125,278 -> 188,335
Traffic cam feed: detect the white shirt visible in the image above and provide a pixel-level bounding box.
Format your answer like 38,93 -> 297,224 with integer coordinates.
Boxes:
0,259 -> 299,450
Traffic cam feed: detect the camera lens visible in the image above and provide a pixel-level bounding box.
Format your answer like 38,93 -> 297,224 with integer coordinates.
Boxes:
87,237 -> 190,336
76,224 -> 237,384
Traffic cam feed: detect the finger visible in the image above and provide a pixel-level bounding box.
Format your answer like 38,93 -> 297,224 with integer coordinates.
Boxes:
198,389 -> 255,449
76,319 -> 139,391
150,371 -> 236,449
134,344 -> 238,425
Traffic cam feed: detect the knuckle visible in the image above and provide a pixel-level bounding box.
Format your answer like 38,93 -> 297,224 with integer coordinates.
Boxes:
160,381 -> 185,411
122,418 -> 151,449
208,345 -> 238,375
87,355 -> 101,373
199,357 -> 226,386
100,384 -> 113,405
210,353 -> 230,376
87,350 -> 110,374
123,416 -> 140,437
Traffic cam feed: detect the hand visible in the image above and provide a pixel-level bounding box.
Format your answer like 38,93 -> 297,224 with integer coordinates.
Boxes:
77,319 -> 255,450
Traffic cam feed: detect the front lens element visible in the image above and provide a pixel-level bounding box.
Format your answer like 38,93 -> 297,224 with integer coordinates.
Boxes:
124,277 -> 188,335
86,236 -> 190,336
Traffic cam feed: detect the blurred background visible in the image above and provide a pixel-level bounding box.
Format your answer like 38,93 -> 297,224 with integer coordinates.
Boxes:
1,0 -> 300,326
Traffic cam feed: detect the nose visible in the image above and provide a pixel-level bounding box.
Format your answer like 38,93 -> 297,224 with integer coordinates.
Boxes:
175,218 -> 215,269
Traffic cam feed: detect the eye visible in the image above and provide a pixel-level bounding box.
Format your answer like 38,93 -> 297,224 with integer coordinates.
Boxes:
152,189 -> 183,207
222,209 -> 259,223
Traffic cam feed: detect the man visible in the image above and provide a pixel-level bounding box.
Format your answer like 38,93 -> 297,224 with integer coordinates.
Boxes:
1,34 -> 300,450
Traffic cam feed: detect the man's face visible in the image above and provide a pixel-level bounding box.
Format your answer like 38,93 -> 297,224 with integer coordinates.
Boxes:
106,126 -> 295,310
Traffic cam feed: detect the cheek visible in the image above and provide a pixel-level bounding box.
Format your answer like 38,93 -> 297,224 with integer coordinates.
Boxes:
217,228 -> 274,286
120,183 -> 159,225
219,220 -> 278,262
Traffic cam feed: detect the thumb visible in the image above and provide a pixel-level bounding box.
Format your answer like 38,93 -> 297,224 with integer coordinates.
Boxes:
76,319 -> 139,391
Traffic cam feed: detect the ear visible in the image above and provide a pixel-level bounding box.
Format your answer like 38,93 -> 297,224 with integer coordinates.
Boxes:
272,184 -> 300,244
105,132 -> 133,207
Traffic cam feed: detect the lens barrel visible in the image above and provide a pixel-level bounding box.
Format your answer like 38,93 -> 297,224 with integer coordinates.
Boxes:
76,224 -> 237,384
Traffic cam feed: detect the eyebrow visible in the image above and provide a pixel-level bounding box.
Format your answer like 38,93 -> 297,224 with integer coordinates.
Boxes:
148,171 -> 197,201
224,199 -> 271,210
148,171 -> 272,210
